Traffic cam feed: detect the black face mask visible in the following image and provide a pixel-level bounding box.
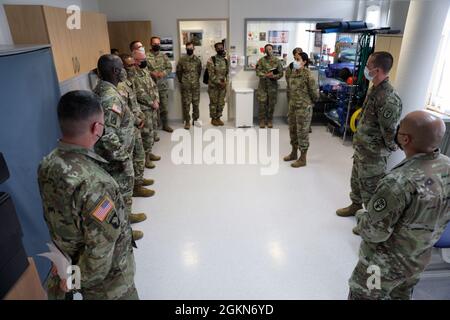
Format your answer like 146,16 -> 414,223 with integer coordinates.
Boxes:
139,60 -> 148,69
217,49 -> 225,56
394,125 -> 404,151
187,49 -> 194,56
152,45 -> 160,52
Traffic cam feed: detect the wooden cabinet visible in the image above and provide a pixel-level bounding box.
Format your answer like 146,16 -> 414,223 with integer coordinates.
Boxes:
375,34 -> 403,86
108,21 -> 152,55
4,5 -> 110,82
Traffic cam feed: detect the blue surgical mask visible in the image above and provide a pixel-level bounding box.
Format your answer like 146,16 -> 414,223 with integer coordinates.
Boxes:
364,66 -> 375,81
293,61 -> 301,70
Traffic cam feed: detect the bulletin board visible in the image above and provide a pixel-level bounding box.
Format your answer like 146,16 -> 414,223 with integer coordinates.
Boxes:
244,18 -> 340,70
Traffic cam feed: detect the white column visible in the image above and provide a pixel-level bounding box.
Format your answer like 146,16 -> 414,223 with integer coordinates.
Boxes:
388,0 -> 450,168
387,0 -> 411,32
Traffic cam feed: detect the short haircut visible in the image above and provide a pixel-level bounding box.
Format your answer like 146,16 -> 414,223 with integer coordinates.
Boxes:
371,51 -> 394,73
57,91 -> 102,138
97,54 -> 120,80
293,47 -> 303,55
151,36 -> 161,44
214,42 -> 224,49
185,41 -> 194,47
265,44 -> 273,50
129,41 -> 141,51
119,53 -> 132,63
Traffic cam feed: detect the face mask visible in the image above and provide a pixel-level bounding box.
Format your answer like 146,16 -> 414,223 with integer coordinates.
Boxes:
266,51 -> 272,57
187,49 -> 194,56
293,61 -> 300,70
217,49 -> 225,56
119,68 -> 127,82
139,60 -> 148,69
138,46 -> 146,53
394,125 -> 404,151
152,45 -> 160,52
364,66 -> 375,81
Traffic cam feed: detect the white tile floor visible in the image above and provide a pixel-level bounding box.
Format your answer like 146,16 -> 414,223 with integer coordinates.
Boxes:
130,93 -> 450,300
132,119 -> 366,300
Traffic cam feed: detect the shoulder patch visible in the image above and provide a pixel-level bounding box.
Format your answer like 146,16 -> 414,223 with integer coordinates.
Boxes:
111,104 -> 122,115
91,196 -> 115,222
373,198 -> 387,212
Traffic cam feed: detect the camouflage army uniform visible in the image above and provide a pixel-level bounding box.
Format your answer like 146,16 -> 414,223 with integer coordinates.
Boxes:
349,149 -> 450,299
207,54 -> 229,120
351,78 -> 402,207
286,66 -> 319,152
38,142 -> 138,300
176,54 -> 202,123
147,51 -> 172,127
131,67 -> 160,158
118,78 -> 146,188
256,55 -> 284,122
94,80 -> 135,217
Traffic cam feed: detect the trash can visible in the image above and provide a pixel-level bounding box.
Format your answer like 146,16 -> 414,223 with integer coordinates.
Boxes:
233,88 -> 254,128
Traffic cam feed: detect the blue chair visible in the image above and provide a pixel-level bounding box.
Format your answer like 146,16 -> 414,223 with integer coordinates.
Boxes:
435,223 -> 450,249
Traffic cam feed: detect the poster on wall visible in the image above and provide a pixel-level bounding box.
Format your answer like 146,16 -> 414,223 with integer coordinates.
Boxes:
259,32 -> 266,41
272,45 -> 283,57
160,37 -> 174,60
268,30 -> 289,44
181,31 -> 204,46
314,32 -> 322,47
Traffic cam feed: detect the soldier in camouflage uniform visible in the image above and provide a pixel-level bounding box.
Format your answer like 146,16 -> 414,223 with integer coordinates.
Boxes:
147,36 -> 174,133
256,44 -> 284,129
349,110 -> 450,300
283,52 -> 319,168
337,52 -> 402,222
177,42 -> 202,130
132,50 -> 161,169
118,53 -> 155,200
207,42 -> 229,126
94,55 -> 144,241
38,91 -> 138,300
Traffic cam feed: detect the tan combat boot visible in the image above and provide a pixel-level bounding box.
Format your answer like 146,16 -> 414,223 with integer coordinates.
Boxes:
267,120 -> 273,129
184,121 -> 191,130
291,149 -> 307,168
132,230 -> 144,241
283,147 -> 298,162
211,119 -> 219,126
142,178 -> 154,186
336,203 -> 363,217
130,213 -> 147,224
154,136 -> 160,142
352,226 -> 360,236
217,118 -> 224,126
259,120 -> 266,128
133,186 -> 155,198
145,154 -> 155,169
162,122 -> 174,133
149,153 -> 161,161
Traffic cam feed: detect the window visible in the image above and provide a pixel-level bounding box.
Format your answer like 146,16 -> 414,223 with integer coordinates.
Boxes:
428,8 -> 450,114
366,5 -> 382,28
244,19 -> 337,70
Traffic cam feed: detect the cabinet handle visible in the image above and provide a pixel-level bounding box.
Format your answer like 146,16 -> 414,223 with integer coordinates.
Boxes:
76,57 -> 80,73
72,57 -> 76,74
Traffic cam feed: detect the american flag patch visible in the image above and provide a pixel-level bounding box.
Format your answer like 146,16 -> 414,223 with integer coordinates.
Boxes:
111,104 -> 122,115
91,196 -> 114,222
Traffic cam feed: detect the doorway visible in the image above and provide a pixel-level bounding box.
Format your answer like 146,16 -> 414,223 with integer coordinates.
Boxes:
177,19 -> 229,123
